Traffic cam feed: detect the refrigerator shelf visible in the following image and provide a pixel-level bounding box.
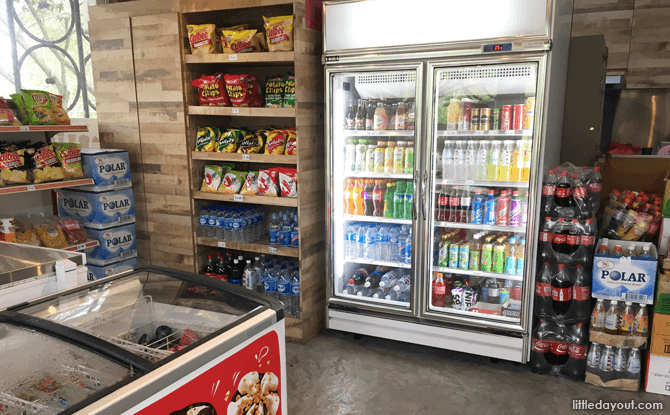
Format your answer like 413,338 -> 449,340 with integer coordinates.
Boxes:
344,215 -> 412,225
435,179 -> 529,188
432,266 -> 524,281
346,257 -> 411,269
437,130 -> 532,137
344,172 -> 413,179
343,130 -> 415,137
337,291 -> 411,308
427,305 -> 520,323
197,236 -> 300,257
434,221 -> 526,233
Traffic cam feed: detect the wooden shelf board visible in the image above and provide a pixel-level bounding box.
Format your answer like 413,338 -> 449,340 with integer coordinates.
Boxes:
191,152 -> 297,164
188,106 -> 295,117
197,236 -> 299,258
184,52 -> 294,64
0,179 -> 95,195
194,191 -> 298,207
0,125 -> 88,133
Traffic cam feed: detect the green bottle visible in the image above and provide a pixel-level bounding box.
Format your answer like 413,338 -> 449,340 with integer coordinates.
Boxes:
383,182 -> 395,218
393,181 -> 406,219
404,181 -> 414,219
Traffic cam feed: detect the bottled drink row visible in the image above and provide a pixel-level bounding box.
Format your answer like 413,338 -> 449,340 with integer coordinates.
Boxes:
530,320 -> 589,381
436,230 -> 526,275
440,139 -> 531,182
586,344 -> 642,381
601,189 -> 662,242
344,179 -> 413,219
345,139 -> 414,174
268,209 -> 299,247
596,239 -> 655,258
435,185 -> 528,227
591,299 -> 649,337
441,97 -> 534,131
534,262 -> 592,323
345,99 -> 416,131
539,216 -> 596,265
199,204 -> 265,242
541,167 -> 601,220
342,265 -> 411,303
345,222 -> 412,264
431,273 -> 522,309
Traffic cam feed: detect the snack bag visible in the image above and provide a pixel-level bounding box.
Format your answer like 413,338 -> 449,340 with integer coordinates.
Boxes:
222,24 -> 248,31
255,32 -> 268,51
191,74 -> 230,107
52,142 -> 83,179
9,93 -> 29,124
0,149 -> 28,184
278,167 -> 298,198
201,165 -> 223,192
13,219 -> 41,246
0,217 -> 15,243
221,29 -> 261,54
56,218 -> 87,245
0,97 -> 16,126
48,93 -> 70,125
219,170 -> 247,194
240,171 -> 259,195
34,220 -> 69,249
283,74 -> 295,108
29,144 -> 64,184
263,15 -> 294,52
237,133 -> 264,154
220,162 -> 235,175
265,130 -> 287,155
195,127 -> 220,152
187,24 -> 219,54
245,73 -> 264,107
264,76 -> 285,108
217,128 -> 244,153
257,168 -> 279,197
21,90 -> 55,125
285,129 -> 297,155
223,74 -> 251,107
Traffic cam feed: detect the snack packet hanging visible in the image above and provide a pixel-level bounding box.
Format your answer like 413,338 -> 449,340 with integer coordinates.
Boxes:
257,168 -> 279,197
283,74 -> 295,108
221,29 -> 261,54
201,165 -> 223,192
240,171 -> 259,195
217,128 -> 244,153
187,24 -> 219,54
191,74 -> 230,106
278,167 -> 298,198
219,170 -> 247,194
0,149 -> 28,184
285,129 -> 297,155
21,90 -> 55,125
265,76 -> 285,108
29,144 -> 64,184
237,133 -> 264,153
52,142 -> 83,179
48,93 -> 70,125
263,15 -> 294,52
264,130 -> 287,155
195,127 -> 220,152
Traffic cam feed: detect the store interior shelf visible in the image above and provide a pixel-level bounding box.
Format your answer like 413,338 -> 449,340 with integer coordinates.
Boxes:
62,240 -> 100,252
193,191 -> 298,207
337,291 -> 410,308
197,236 -> 299,258
428,305 -> 520,323
0,178 -> 95,195
345,257 -> 411,269
345,172 -> 413,179
432,265 -> 523,281
433,221 -> 526,233
191,152 -> 297,164
0,125 -> 88,133
343,130 -> 415,137
435,179 -> 529,188
437,129 -> 532,137
188,106 -> 296,117
184,51 -> 295,64
343,215 -> 412,225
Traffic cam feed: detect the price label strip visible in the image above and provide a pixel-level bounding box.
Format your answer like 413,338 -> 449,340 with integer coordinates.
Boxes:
268,247 -> 278,254
242,154 -> 251,161
234,194 -> 243,202
218,241 -> 226,248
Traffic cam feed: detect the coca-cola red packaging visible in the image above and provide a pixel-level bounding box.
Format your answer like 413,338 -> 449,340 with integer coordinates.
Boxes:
531,319 -> 588,380
560,322 -> 589,380
534,262 -> 592,324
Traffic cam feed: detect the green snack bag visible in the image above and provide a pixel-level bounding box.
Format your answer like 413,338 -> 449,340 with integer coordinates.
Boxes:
217,128 -> 244,153
201,165 -> 223,192
219,170 -> 248,194
283,74 -> 295,108
220,162 -> 235,175
20,89 -> 55,125
240,170 -> 259,195
265,75 -> 285,108
195,127 -> 220,152
9,94 -> 29,124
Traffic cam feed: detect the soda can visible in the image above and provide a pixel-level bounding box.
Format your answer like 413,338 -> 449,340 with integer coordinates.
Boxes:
471,197 -> 483,224
481,244 -> 493,272
493,245 -> 505,273
501,105 -> 512,130
499,286 -> 510,304
470,108 -> 480,130
524,97 -> 535,130
509,198 -> 521,227
448,244 -> 460,268
491,108 -> 500,130
513,104 -> 525,130
480,108 -> 491,131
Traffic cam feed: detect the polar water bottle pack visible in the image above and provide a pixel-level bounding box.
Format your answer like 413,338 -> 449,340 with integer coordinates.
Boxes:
57,188 -> 136,229
87,257 -> 138,281
79,149 -> 132,191
85,224 -> 138,266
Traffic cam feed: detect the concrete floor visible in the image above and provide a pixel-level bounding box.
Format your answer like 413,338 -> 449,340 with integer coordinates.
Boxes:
286,330 -> 670,415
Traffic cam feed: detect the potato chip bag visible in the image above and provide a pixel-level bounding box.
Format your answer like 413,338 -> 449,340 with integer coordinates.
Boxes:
52,142 -> 83,179
48,93 -> 70,125
217,129 -> 244,153
220,162 -> 235,175
255,32 -> 268,51
9,94 -> 29,125
237,133 -> 264,154
21,90 -> 55,125
244,73 -> 264,107
265,130 -> 287,155
188,24 -> 219,54
278,167 -> 298,198
240,171 -> 259,195
221,29 -> 261,54
192,74 -> 230,107
0,149 -> 28,184
195,127 -> 220,152
265,76 -> 285,108
201,165 -> 223,192
29,144 -> 64,184
283,74 -> 295,108
285,129 -> 297,155
219,170 -> 247,194
257,168 -> 279,197
222,24 -> 248,31
263,15 -> 294,52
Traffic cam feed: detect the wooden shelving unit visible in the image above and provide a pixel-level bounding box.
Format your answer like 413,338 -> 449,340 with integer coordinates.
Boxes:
181,0 -> 325,343
0,179 -> 94,195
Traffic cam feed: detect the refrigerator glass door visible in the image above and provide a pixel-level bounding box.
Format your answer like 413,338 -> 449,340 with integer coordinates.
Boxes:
19,270 -> 265,363
0,322 -> 133,414
425,61 -> 540,326
329,66 -> 420,312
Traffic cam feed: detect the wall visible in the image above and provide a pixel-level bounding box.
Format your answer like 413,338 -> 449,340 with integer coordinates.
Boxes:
610,89 -> 670,149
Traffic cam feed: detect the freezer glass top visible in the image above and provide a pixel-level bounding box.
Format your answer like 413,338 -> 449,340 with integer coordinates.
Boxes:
19,270 -> 263,362
0,323 -> 132,414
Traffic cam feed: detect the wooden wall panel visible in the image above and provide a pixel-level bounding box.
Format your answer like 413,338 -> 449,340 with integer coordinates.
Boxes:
627,4 -> 670,88
571,8 -> 634,70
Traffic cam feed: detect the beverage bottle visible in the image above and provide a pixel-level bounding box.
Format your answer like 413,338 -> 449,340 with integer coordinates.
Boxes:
407,101 -> 416,131
586,343 -> 602,372
504,237 -> 517,275
459,98 -> 472,130
378,225 -> 390,261
554,171 -> 572,208
345,100 -> 355,130
604,300 -> 621,335
458,239 -> 470,270
243,259 -> 258,290
276,266 -> 292,311
436,185 -> 450,221
388,226 -> 400,262
509,190 -> 522,227
596,239 -> 609,254
206,208 -> 218,239
349,264 -> 376,285
379,270 -> 398,288
402,142 -> 413,174
497,140 -> 514,181
550,218 -> 568,257
290,270 -> 300,317
634,304 -> 649,338
364,225 -> 377,260
373,102 -> 387,130
405,228 -> 413,264
388,103 -> 398,129
465,140 -> 477,180
393,141 -> 406,174
551,263 -> 572,316
383,182 -> 396,218
469,234 -> 482,271
562,322 -> 588,380
623,243 -> 636,257
392,274 -> 412,294
447,98 -> 461,130
362,180 -> 374,216
571,264 -> 591,321
613,347 -> 628,378
446,186 -> 459,222
541,169 -> 557,218
483,189 -> 497,225
355,99 -> 365,130
372,180 -> 384,217
393,181 -> 406,219
355,224 -> 367,258
395,102 -> 407,130
357,286 -> 375,297
571,174 -> 589,219
448,240 -> 460,269
345,139 -> 357,172
509,141 -> 522,181
488,278 -> 500,304
397,225 -> 409,262
473,140 -> 488,181
565,219 -> 581,256
363,268 -> 386,289
352,179 -> 365,215
599,345 -> 615,373
470,189 -> 484,224
496,189 -> 510,226
530,319 -> 554,374
253,257 -> 264,293
365,142 -> 376,172
442,140 -> 454,179
590,299 -> 606,333
604,200 -> 632,238
279,215 -> 291,246
229,259 -> 242,285
480,236 -> 494,272
586,166 -> 602,212
199,208 -> 210,237
487,140 -> 501,181
453,140 -> 465,180
432,273 -> 447,307
384,141 -> 395,173
520,140 -> 532,182
203,254 -> 215,278
612,244 -> 623,256
480,277 -> 490,302
619,301 -> 635,336
404,182 -> 414,220
345,222 -> 357,257
547,323 -> 570,367
534,262 -> 553,317
459,188 -> 471,223
626,348 -> 641,380
492,239 -> 505,274
642,212 -> 662,242
514,238 -> 525,276
520,191 -> 529,226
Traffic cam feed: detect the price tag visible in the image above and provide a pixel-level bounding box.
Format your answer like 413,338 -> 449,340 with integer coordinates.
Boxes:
506,130 -> 518,135
475,131 -> 484,135
371,131 -> 380,135
76,244 -> 86,251
19,126 -> 29,131
269,247 -> 278,254
232,108 -> 239,114
218,241 -> 226,248
242,154 -> 251,161
383,173 -> 391,177
234,194 -> 243,202
445,131 -> 456,136
228,55 -> 238,61
464,180 -> 474,185
26,185 -> 36,191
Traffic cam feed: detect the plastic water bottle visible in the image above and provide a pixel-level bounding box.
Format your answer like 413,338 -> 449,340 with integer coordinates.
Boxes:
465,140 -> 477,180
269,213 -> 280,245
290,269 -> 300,317
216,208 -> 226,239
365,225 -> 377,260
405,227 -> 412,264
474,141 -> 489,181
291,215 -> 299,248
199,208 -> 210,237
453,140 -> 465,180
356,224 -> 367,258
257,208 -> 265,240
232,209 -> 243,241
442,140 -> 453,180
397,225 -> 408,262
277,266 -> 292,312
280,215 -> 292,246
207,208 -> 217,238
253,257 -> 263,293
243,260 -> 258,290
387,226 -> 399,261
264,265 -> 278,299
379,270 -> 398,288
378,225 -> 389,261
393,274 -> 412,293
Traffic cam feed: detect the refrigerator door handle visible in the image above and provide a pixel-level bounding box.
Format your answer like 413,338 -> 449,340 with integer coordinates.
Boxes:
422,169 -> 428,220
412,170 -> 418,220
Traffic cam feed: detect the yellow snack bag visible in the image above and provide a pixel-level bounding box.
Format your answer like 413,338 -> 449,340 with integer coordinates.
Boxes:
187,24 -> 219,54
221,30 -> 261,54
263,15 -> 294,52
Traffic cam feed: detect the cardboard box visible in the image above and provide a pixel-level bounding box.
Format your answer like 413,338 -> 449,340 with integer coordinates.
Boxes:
585,371 -> 640,391
650,313 -> 670,358
79,149 -> 132,192
471,302 -> 502,315
656,271 -> 670,315
589,330 -> 648,349
501,299 -> 521,318
87,257 -> 137,281
592,239 -> 658,304
85,224 -> 137,267
57,188 -> 135,229
645,354 -> 670,396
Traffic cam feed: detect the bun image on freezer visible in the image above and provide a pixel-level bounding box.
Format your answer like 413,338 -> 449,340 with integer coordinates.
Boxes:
169,402 -> 217,415
228,371 -> 280,415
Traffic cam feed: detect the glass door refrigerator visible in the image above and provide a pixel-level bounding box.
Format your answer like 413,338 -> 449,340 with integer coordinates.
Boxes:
324,0 -> 574,363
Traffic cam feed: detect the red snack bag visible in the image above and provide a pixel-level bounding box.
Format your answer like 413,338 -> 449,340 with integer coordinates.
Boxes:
257,168 -> 279,197
191,73 -> 230,106
224,74 -> 251,107
278,167 -> 298,198
243,73 -> 264,107
285,128 -> 297,155
178,329 -> 200,347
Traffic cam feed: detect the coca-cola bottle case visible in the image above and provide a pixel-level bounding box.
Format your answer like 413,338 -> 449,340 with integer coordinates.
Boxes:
530,319 -> 588,381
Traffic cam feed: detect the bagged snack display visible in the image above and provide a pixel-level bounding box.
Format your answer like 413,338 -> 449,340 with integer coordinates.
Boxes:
52,142 -> 83,179
56,218 -> 87,245
245,74 -> 264,107
191,74 -> 230,107
195,127 -> 220,152
265,76 -> 285,108
257,168 -> 279,197
265,130 -> 287,155
237,132 -> 264,154
221,29 -> 261,54
240,171 -> 259,195
217,128 -> 244,153
9,94 -> 29,124
0,97 -> 16,125
278,167 -> 298,197
263,15 -> 294,52
0,148 -> 28,184
285,129 -> 297,155
187,24 -> 219,54
20,89 -> 55,125
48,93 -> 70,125
13,218 -> 41,247
255,32 -> 268,51
224,74 -> 263,107
283,74 -> 295,108
201,165 -> 223,192
219,170 -> 247,194
28,144 -> 64,184
0,217 -> 15,242
34,219 -> 69,249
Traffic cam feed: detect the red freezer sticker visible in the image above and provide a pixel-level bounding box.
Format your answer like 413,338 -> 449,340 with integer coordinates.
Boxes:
135,331 -> 282,415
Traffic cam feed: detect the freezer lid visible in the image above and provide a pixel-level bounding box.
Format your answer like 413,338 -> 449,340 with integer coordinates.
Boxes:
0,242 -> 84,287
0,322 -> 135,414
15,267 -> 284,365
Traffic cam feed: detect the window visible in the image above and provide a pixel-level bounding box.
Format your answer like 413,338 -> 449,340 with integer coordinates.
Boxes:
0,0 -> 95,118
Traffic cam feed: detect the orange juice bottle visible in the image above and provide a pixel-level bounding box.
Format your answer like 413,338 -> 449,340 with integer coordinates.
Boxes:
353,179 -> 366,215
343,178 -> 351,213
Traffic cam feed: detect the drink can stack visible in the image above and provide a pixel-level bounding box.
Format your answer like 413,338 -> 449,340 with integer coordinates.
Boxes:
56,149 -> 137,280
